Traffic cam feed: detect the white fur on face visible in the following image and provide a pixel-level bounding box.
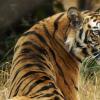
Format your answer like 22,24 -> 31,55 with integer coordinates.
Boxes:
89,19 -> 100,30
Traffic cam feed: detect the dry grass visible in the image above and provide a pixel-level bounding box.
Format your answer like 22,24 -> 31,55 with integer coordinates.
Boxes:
0,62 -> 11,100
0,58 -> 100,100
79,56 -> 100,100
79,73 -> 100,100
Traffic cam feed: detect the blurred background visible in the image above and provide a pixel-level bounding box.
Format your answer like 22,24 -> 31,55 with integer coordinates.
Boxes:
0,0 -> 99,61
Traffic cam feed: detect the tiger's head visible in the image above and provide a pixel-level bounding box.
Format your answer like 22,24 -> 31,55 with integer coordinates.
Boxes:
65,7 -> 100,63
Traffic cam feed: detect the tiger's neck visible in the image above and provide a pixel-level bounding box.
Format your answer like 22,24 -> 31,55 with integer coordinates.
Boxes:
28,12 -> 82,64
36,12 -> 70,43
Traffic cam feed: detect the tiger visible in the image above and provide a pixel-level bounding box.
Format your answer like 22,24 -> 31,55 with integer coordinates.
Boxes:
8,7 -> 100,100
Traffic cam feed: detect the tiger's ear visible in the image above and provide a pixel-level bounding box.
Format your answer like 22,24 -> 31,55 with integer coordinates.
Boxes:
67,7 -> 83,29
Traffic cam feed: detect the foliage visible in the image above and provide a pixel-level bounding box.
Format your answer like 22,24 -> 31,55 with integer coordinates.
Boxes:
0,0 -> 64,61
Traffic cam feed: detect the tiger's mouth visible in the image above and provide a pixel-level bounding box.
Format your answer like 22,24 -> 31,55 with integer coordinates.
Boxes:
95,52 -> 100,60
93,51 -> 100,64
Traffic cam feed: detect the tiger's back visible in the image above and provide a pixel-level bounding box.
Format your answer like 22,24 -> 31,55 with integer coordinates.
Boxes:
9,11 -> 79,100
8,7 -> 100,100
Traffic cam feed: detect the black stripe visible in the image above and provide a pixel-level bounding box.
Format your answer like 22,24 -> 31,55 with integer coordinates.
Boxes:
22,41 -> 42,51
13,76 -> 50,96
53,90 -> 64,99
12,54 -> 46,72
13,51 -> 51,72
9,71 -> 47,97
82,48 -> 89,57
11,63 -> 48,83
43,23 -> 66,62
36,90 -> 64,99
24,76 -> 51,95
31,89 -> 64,99
92,48 -> 98,55
13,56 -> 43,69
79,28 -> 83,39
43,25 -> 54,49
23,31 -> 48,46
21,48 -> 33,54
49,48 -> 71,90
13,52 -> 45,66
71,79 -> 78,91
13,76 -> 34,97
76,42 -> 83,48
12,53 -> 31,72
37,93 -> 54,98
35,82 -> 56,94
22,41 -> 48,55
92,51 -> 100,57
43,24 -> 51,38
43,26 -> 75,71
11,64 -> 35,83
84,30 -> 88,43
31,93 -> 44,98
53,13 -> 64,36
9,71 -> 36,97
12,47 -> 48,72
